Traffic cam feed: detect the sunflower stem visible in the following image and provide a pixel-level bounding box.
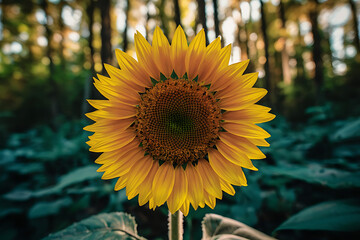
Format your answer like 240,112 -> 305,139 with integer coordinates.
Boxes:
168,210 -> 183,240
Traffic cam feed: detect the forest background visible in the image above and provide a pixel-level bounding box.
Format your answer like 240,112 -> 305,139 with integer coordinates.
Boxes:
1,0 -> 360,239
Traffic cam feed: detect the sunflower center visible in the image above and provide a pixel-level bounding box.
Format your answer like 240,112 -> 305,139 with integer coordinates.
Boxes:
135,78 -> 221,165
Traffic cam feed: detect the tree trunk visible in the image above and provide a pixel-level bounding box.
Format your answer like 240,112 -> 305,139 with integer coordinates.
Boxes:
58,0 -> 66,70
309,0 -> 323,102
82,0 -> 96,116
100,0 -> 113,73
196,0 -> 209,44
349,0 -> 360,53
278,0 -> 291,85
173,0 -> 182,27
159,0 -> 169,39
123,0 -> 130,51
295,20 -> 305,84
41,0 -> 59,127
213,0 -> 220,38
260,0 -> 272,104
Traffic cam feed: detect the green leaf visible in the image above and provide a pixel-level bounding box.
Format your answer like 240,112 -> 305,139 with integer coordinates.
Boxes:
275,199 -> 360,232
262,164 -> 360,189
43,212 -> 145,240
202,214 -> 276,240
331,118 -> 360,142
3,190 -> 33,201
7,162 -> 44,174
28,197 -> 73,219
34,165 -> 100,197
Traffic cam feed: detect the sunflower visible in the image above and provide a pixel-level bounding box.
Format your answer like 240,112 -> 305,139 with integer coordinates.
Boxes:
84,26 -> 274,216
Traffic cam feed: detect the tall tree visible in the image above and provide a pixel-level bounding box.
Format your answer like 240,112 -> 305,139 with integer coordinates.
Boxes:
213,0 -> 220,38
349,0 -> 360,53
260,0 -> 272,104
159,0 -> 169,39
82,0 -> 96,116
278,0 -> 291,85
173,0 -> 182,27
295,20 -> 305,84
196,0 -> 209,44
123,0 -> 130,51
41,0 -> 59,126
58,0 -> 66,70
309,0 -> 323,101
100,0 -> 113,72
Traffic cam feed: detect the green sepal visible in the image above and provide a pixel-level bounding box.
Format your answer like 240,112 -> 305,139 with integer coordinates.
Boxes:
150,77 -> 158,85
171,70 -> 179,80
160,72 -> 168,81
193,75 -> 199,82
182,72 -> 188,80
204,84 -> 211,89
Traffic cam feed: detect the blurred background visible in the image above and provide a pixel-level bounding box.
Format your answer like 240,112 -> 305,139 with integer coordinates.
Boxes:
1,0 -> 360,239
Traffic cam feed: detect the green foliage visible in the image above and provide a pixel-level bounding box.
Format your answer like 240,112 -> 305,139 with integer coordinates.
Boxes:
275,199 -> 360,232
262,164 -> 360,189
43,212 -> 145,240
29,197 -> 73,219
33,166 -> 101,197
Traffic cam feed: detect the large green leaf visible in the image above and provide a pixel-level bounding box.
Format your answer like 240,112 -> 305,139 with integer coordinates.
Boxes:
202,214 -> 277,240
262,164 -> 360,189
28,197 -> 73,219
34,165 -> 100,197
331,118 -> 360,142
43,212 -> 145,240
275,199 -> 360,232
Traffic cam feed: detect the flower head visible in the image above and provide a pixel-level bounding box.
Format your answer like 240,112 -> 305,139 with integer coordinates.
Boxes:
84,26 -> 275,215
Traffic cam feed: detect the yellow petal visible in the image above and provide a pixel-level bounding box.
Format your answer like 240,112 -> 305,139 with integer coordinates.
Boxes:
134,32 -> 160,79
219,178 -> 235,196
84,118 -> 134,135
100,149 -> 145,179
208,149 -> 247,186
210,60 -> 249,92
95,74 -> 142,102
85,104 -> 136,121
196,159 -> 222,199
185,29 -> 206,80
219,132 -> 266,159
138,163 -> 159,206
115,49 -> 152,87
103,64 -> 145,92
87,129 -> 136,152
204,192 -> 217,209
219,88 -> 267,111
114,175 -> 128,191
152,26 -> 172,78
222,104 -> 274,124
152,162 -> 175,206
216,72 -> 259,99
126,156 -> 154,199
218,44 -> 232,69
180,199 -> 190,216
171,25 -> 188,78
167,166 -> 188,214
216,140 -> 258,170
222,122 -> 271,139
248,138 -> 270,147
94,138 -> 140,164
198,37 -> 221,84
185,163 -> 204,210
